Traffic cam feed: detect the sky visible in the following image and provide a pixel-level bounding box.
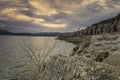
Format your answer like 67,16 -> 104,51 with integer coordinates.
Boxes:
0,0 -> 120,33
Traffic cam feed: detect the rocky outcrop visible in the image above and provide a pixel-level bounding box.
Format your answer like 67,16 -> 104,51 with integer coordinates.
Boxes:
55,13 -> 120,80
68,33 -> 120,80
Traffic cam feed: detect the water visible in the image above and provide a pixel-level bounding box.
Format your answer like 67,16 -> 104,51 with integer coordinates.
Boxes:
0,35 -> 75,80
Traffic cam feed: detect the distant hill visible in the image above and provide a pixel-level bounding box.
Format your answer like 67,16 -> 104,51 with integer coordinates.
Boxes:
32,32 -> 65,36
0,28 -> 65,36
0,29 -> 13,35
12,32 -> 65,36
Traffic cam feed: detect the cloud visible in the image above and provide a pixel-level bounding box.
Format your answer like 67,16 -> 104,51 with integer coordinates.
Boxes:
41,23 -> 67,28
1,8 -> 45,23
0,0 -> 120,32
28,0 -> 58,16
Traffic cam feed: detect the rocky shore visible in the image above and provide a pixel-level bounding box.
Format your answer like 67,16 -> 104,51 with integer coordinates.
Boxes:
56,13 -> 120,80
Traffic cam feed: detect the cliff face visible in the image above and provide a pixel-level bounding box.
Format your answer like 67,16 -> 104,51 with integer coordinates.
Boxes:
74,13 -> 120,37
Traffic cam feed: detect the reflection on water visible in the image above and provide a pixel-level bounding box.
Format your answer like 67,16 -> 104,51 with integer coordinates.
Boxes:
0,36 -> 75,80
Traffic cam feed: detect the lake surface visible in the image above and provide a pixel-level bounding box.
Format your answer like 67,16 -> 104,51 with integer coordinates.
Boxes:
0,36 -> 75,80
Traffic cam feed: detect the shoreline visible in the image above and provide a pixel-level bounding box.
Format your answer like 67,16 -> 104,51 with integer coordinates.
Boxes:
57,33 -> 120,80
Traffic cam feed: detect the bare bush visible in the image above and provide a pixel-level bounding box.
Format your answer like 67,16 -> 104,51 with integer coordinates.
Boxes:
17,38 -> 56,80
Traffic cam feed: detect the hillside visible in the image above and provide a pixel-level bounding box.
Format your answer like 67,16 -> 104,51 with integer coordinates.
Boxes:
0,28 -> 64,36
59,13 -> 120,41
0,29 -> 12,35
55,13 -> 120,80
75,13 -> 120,36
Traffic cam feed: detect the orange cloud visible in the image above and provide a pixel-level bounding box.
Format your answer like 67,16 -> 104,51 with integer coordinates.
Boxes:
1,8 -> 67,28
1,8 -> 45,22
29,0 -> 58,16
41,23 -> 68,28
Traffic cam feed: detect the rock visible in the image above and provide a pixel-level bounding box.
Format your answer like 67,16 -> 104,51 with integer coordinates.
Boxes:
80,72 -> 87,77
11,79 -> 17,80
95,51 -> 109,62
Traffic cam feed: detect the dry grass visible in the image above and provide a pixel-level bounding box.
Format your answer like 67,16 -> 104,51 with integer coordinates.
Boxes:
17,39 -> 56,80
